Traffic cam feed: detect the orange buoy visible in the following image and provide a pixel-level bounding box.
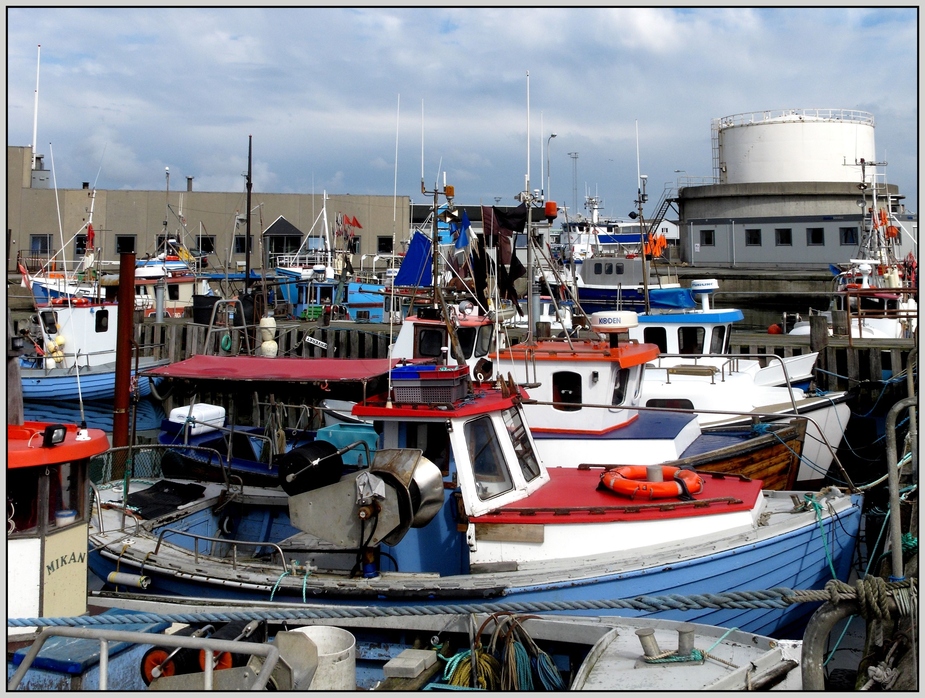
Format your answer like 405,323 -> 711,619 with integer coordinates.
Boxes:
767,323 -> 783,335
600,466 -> 704,500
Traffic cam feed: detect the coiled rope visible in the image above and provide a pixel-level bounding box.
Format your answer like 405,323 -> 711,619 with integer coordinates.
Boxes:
8,579 -> 914,629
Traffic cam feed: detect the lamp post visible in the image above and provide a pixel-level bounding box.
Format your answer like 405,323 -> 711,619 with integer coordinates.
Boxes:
545,133 -> 557,201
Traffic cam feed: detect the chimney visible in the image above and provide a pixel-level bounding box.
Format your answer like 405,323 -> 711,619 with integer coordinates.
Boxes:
187,176 -> 194,192
82,182 -> 89,189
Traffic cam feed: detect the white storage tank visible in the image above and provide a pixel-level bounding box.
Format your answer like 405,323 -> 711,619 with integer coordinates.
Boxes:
715,108 -> 876,184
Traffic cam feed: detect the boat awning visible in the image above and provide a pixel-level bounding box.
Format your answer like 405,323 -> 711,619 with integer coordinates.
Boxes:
142,355 -> 400,383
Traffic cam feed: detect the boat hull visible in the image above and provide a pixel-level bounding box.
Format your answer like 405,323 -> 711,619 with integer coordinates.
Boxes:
88,481 -> 862,639
19,358 -> 169,402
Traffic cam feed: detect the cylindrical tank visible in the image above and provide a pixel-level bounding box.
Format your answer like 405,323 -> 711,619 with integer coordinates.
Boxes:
716,108 -> 876,184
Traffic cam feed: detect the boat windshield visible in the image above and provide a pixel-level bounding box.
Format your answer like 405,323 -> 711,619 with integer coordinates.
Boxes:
8,461 -> 85,536
465,415 -> 514,500
501,407 -> 542,481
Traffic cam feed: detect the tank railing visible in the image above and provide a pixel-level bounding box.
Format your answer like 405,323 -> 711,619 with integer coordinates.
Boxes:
153,527 -> 290,573
714,108 -> 874,128
7,625 -> 281,691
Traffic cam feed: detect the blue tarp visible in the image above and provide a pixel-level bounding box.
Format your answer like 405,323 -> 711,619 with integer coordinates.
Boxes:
648,288 -> 699,309
393,231 -> 433,287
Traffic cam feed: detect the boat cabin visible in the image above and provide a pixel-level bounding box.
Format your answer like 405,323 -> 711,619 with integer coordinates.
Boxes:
7,421 -> 110,633
391,306 -> 497,377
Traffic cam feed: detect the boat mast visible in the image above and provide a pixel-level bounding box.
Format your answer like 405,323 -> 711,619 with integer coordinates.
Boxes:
635,121 -> 650,314
31,45 -> 40,170
245,135 -> 253,294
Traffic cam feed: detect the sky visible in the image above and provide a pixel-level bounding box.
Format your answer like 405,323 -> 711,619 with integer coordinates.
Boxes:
6,7 -> 920,218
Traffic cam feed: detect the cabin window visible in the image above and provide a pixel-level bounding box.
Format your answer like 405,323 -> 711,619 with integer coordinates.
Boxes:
745,229 -> 762,246
839,227 -> 859,246
501,408 -> 542,482
168,284 -> 181,301
465,416 -> 514,500
456,327 -> 476,358
614,263 -> 624,275
94,308 -> 109,333
593,262 -> 603,275
7,461 -> 86,537
642,327 -> 668,353
646,398 -> 695,410
416,327 -> 447,358
604,263 -> 614,275
806,228 -> 825,246
39,310 -> 58,335
775,229 -> 792,246
699,230 -> 715,247
611,367 -> 632,406
475,325 -> 493,358
552,371 -> 582,411
709,326 -> 727,354
406,422 -> 451,474
678,327 -> 703,354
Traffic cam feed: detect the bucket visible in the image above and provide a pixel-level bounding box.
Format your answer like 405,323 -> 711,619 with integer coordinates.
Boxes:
55,509 -> 78,527
291,626 -> 356,690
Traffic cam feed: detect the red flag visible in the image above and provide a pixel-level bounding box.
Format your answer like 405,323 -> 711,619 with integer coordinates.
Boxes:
352,216 -> 362,229
87,223 -> 95,249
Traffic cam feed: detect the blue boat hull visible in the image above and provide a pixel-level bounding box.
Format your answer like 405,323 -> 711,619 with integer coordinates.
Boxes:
19,360 -> 168,402
88,492 -> 862,638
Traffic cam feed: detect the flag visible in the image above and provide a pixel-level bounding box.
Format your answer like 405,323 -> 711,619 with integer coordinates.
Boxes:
481,203 -> 527,265
352,216 -> 362,229
455,210 -> 471,252
87,223 -> 95,250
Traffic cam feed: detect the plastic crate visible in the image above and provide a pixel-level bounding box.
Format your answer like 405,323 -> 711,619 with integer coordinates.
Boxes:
391,365 -> 469,404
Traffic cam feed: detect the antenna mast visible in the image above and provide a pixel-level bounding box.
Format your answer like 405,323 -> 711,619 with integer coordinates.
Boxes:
32,45 -> 41,170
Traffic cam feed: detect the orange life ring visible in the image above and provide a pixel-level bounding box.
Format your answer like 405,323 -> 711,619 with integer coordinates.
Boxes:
600,466 -> 704,500
52,297 -> 90,306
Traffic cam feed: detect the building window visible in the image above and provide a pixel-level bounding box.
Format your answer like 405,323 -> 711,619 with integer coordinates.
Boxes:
115,235 -> 136,254
806,228 -> 825,246
377,236 -> 393,254
347,236 -> 361,254
699,230 -> 715,246
75,233 -> 88,255
744,229 -> 762,246
30,234 -> 52,254
839,227 -> 858,246
197,236 -> 216,254
234,236 -> 254,254
775,228 -> 792,246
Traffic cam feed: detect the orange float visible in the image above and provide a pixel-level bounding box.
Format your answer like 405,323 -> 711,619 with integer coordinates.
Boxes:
600,465 -> 704,500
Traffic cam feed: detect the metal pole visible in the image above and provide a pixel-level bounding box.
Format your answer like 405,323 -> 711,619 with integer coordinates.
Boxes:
245,135 -> 253,294
884,396 -> 916,581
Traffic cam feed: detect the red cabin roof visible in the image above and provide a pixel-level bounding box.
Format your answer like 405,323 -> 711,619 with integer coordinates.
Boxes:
8,422 -> 110,469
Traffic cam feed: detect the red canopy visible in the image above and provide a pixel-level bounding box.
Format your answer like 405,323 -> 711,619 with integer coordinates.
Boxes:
142,355 -> 399,383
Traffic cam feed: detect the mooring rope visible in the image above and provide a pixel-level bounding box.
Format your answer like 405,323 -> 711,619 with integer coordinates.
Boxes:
7,579 -> 915,628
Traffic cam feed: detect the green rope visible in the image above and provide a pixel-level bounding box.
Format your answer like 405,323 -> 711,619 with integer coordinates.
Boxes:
269,571 -> 290,601
704,626 -> 738,653
901,533 -> 917,554
806,493 -> 839,579
644,648 -> 705,664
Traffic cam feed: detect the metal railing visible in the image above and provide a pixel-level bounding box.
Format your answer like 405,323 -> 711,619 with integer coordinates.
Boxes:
153,527 -> 290,573
8,626 -> 280,691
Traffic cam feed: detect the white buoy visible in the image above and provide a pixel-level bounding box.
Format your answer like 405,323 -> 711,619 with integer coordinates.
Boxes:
259,340 -> 279,358
259,315 -> 277,342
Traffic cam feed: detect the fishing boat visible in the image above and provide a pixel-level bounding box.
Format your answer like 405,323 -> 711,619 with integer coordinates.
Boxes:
143,356 -> 395,486
625,279 -> 852,485
7,420 -> 111,638
18,301 -> 169,402
7,607 -> 805,691
86,368 -> 862,639
788,171 -> 917,340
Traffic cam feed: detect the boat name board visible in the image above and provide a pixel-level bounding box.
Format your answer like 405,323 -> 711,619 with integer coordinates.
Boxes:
304,335 -> 328,349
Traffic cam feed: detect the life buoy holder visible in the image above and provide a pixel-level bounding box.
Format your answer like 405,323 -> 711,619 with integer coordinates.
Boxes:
600,466 -> 704,500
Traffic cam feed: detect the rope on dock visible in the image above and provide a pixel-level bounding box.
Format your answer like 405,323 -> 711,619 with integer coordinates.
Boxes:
7,579 -> 914,629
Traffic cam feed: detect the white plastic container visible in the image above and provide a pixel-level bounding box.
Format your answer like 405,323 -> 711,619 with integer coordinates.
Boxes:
291,626 -> 356,690
168,403 -> 226,435
55,509 -> 78,527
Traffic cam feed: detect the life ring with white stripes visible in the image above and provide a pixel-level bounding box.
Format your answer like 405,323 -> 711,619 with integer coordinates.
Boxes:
600,465 -> 704,500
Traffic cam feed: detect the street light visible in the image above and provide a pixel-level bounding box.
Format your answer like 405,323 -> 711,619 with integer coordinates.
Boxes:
545,133 -> 557,201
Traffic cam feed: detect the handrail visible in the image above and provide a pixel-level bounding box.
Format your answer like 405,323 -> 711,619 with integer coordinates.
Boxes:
8,626 -> 280,691
153,527 -> 290,573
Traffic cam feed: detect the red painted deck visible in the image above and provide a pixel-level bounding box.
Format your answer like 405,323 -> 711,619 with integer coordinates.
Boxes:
471,467 -> 763,525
